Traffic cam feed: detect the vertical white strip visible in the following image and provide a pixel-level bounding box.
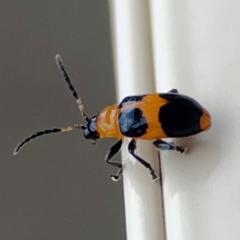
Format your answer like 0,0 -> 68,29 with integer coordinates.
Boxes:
109,1 -> 165,240
150,0 -> 240,240
149,0 -> 175,91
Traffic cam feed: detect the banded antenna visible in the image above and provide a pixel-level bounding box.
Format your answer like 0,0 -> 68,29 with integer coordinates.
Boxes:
13,55 -> 88,155
55,55 -> 89,122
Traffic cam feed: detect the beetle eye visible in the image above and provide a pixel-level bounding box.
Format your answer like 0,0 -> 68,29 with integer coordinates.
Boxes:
83,117 -> 100,140
89,119 -> 96,132
83,128 -> 91,139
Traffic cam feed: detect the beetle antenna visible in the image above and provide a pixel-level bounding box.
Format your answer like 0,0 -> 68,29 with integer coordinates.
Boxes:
55,54 -> 90,122
13,124 -> 86,155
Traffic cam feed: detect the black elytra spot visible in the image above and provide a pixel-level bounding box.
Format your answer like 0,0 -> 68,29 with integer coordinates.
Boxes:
118,108 -> 148,137
159,93 -> 203,137
119,95 -> 146,108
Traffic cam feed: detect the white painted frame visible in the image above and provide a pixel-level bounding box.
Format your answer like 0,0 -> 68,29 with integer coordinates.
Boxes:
110,0 -> 240,239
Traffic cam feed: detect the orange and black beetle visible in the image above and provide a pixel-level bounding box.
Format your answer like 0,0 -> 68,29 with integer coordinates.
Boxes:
14,55 -> 211,181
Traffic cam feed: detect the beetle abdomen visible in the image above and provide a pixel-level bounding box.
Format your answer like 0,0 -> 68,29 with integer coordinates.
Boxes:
159,93 -> 204,137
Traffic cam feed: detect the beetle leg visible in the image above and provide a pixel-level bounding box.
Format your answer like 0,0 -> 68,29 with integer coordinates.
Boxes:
168,89 -> 179,93
104,140 -> 123,181
153,140 -> 186,154
128,139 -> 158,181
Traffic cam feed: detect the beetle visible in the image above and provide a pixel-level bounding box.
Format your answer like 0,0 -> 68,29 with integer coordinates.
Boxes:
13,55 -> 211,181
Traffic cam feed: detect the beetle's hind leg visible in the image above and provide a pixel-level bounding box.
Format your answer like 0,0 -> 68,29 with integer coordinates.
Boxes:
153,139 -> 187,154
128,139 -> 158,181
168,89 -> 179,93
104,140 -> 123,181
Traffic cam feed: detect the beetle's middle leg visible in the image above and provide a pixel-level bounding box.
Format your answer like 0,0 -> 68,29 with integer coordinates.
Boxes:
128,139 -> 158,181
105,139 -> 123,181
153,139 -> 186,154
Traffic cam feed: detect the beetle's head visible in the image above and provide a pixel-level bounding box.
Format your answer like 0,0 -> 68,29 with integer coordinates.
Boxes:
82,114 -> 100,144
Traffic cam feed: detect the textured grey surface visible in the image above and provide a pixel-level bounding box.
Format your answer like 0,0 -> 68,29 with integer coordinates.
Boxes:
0,1 -> 125,239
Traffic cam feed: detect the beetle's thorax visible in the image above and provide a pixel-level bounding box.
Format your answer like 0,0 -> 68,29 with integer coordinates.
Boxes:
96,105 -> 122,138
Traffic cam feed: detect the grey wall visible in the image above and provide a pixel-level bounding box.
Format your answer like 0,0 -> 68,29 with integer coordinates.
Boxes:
0,1 -> 125,239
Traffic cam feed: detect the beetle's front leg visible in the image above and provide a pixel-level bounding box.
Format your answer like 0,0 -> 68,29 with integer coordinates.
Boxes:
104,139 -> 123,181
